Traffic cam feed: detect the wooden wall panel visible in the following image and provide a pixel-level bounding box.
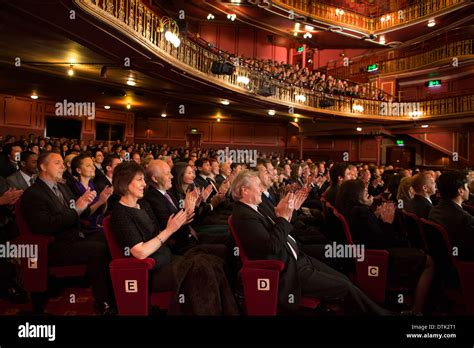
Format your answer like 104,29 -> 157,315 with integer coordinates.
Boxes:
3,96 -> 33,127
211,122 -> 232,143
233,124 -> 253,143
359,138 -> 377,161
254,125 -> 278,144
218,26 -> 236,54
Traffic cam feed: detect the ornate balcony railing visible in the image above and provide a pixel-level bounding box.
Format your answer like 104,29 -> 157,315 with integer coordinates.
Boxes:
75,0 -> 474,120
329,39 -> 474,80
273,0 -> 466,33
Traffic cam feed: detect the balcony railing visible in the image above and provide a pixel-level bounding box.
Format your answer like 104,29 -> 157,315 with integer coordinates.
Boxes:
75,0 -> 474,120
329,39 -> 473,80
273,0 -> 466,33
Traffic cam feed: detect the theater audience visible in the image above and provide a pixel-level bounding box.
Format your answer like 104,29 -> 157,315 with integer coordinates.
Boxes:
325,162 -> 351,206
0,142 -> 22,178
428,170 -> 474,261
396,176 -> 414,208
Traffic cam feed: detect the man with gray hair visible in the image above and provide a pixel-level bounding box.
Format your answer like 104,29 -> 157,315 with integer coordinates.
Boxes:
231,170 -> 391,315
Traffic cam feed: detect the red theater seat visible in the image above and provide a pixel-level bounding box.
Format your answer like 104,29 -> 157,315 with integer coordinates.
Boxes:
228,216 -> 319,315
399,209 -> 428,250
325,202 -> 389,304
13,201 -> 87,312
420,218 -> 474,315
102,216 -> 173,315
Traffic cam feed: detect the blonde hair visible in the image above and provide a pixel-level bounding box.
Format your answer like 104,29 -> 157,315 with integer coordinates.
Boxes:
397,176 -> 414,203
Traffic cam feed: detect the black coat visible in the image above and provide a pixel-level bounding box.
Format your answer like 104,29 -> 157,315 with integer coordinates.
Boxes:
21,178 -> 90,242
142,186 -> 197,255
231,201 -> 301,312
405,195 -> 433,219
428,199 -> 474,261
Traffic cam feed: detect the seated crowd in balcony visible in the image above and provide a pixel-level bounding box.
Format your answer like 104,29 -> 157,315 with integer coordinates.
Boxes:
0,133 -> 472,315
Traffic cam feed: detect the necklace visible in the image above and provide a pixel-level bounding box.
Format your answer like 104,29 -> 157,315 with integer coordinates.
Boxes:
119,198 -> 139,209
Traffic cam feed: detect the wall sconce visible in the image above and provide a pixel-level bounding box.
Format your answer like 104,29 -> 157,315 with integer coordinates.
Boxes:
159,17 -> 181,48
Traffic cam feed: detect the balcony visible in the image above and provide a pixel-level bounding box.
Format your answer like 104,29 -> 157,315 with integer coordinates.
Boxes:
74,0 -> 474,122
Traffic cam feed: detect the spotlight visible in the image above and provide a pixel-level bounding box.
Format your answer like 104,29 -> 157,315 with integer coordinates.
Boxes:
268,109 -> 276,116
427,19 -> 436,27
30,94 -> 39,100
67,65 -> 74,76
104,105 -> 111,109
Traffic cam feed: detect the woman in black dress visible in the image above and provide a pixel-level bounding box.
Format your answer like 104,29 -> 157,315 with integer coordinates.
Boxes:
110,162 -> 188,293
336,179 -> 434,314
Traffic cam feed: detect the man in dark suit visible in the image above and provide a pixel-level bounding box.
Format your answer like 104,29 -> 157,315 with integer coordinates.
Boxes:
405,172 -> 436,218
325,162 -> 351,206
92,149 -> 105,180
94,154 -> 121,214
230,170 -> 390,315
143,160 -> 227,258
428,170 -> 474,261
6,151 -> 37,190
21,152 -> 114,314
194,158 -> 218,199
216,162 -> 231,189
0,142 -> 22,178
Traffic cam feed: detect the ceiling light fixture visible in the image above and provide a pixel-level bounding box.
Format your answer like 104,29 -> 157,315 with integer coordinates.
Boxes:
304,25 -> 314,31
126,78 -> 136,86
427,19 -> 436,27
30,94 -> 39,100
294,117 -> 298,123
207,14 -> 215,20
356,127 -> 362,132
268,109 -> 276,116
161,113 -> 167,118
217,117 -> 221,122
335,8 -> 344,16
295,94 -> 306,102
220,99 -> 230,105
237,75 -> 250,85
421,124 -> 429,128
303,32 -> 312,39
126,104 -> 131,110
67,65 -> 74,76
104,105 -> 111,109
227,14 -> 236,21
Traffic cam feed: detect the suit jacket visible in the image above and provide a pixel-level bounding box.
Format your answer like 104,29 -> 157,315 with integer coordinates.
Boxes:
405,194 -> 432,219
232,201 -> 301,312
0,157 -> 18,178
215,174 -> 226,189
21,178 -> 90,242
428,199 -> 474,261
6,170 -> 31,190
142,185 -> 197,254
194,175 -> 218,200
93,174 -> 119,214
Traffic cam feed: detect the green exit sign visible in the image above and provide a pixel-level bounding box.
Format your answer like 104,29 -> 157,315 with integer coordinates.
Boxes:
190,128 -> 197,133
297,46 -> 304,53
396,140 -> 405,146
367,63 -> 378,72
426,80 -> 441,87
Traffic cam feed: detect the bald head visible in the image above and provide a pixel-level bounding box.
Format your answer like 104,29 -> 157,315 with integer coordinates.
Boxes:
147,159 -> 173,190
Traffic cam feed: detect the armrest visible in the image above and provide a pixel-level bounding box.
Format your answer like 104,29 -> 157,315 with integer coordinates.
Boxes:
243,259 -> 285,272
109,257 -> 155,270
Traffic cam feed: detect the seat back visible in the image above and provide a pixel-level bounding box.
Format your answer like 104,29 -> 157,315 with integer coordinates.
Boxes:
325,202 -> 352,245
462,203 -> 474,216
103,216 -> 126,260
420,218 -> 474,313
227,215 -> 249,263
399,209 -> 427,250
15,200 -> 33,236
328,203 -> 389,303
